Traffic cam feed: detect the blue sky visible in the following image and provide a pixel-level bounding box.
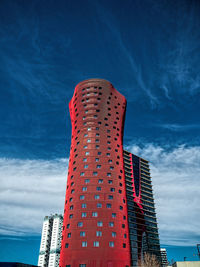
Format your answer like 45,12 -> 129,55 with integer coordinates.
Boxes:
0,0 -> 200,264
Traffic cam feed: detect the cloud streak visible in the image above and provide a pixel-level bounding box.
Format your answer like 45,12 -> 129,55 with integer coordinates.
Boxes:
157,123 -> 200,131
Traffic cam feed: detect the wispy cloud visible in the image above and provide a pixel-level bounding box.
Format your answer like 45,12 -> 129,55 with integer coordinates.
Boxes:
125,143 -> 200,246
0,158 -> 68,236
91,0 -> 159,107
1,144 -> 200,247
158,1 -> 200,97
157,123 -> 200,131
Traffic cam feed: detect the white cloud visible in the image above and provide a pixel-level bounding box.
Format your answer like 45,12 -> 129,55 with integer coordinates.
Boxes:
0,158 -> 68,236
1,145 -> 200,247
125,144 -> 200,246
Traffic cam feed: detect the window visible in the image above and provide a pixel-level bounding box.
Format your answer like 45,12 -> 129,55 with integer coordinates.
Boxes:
108,180 -> 113,184
67,224 -> 70,229
83,158 -> 87,162
112,213 -> 116,218
69,197 -> 73,202
84,165 -> 88,169
98,179 -> 103,184
112,232 -> 116,237
83,145 -> 87,149
71,189 -> 75,194
107,173 -> 111,177
87,139 -> 91,143
110,166 -> 114,170
87,128 -> 91,131
77,222 -> 83,227
97,165 -> 101,169
95,139 -> 99,143
97,152 -> 101,155
97,221 -> 103,227
119,206 -> 123,210
96,145 -> 99,149
69,214 -> 73,219
95,158 -> 99,162
66,265 -> 71,267
122,224 -> 125,228
109,241 -> 114,247
80,195 -> 85,200
124,234 -> 127,238
65,243 -> 69,248
96,231 -> 102,237
108,195 -> 113,200
82,203 -> 87,208
93,172 -> 98,176
82,241 -> 87,247
108,159 -> 112,163
82,212 -> 87,218
94,195 -> 100,200
67,233 -> 71,238
85,152 -> 90,155
79,265 -> 86,267
80,231 -> 85,237
107,203 -> 111,208
92,212 -> 98,217
94,241 -> 99,247
107,153 -> 110,156
110,188 -> 115,192
85,179 -> 90,184
84,134 -> 88,137
70,205 -> 73,210
80,172 -> 85,176
97,203 -> 102,208
96,187 -> 101,191
109,222 -> 114,227
123,243 -> 126,248
82,187 -> 87,191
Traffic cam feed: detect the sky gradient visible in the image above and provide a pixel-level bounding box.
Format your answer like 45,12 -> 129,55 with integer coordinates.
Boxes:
0,0 -> 200,264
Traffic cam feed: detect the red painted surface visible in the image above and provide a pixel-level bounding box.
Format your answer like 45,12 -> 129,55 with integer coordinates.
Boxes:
59,79 -> 131,267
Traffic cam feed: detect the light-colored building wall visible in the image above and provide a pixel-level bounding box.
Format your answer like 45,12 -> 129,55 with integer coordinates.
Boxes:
38,216 -> 53,267
38,214 -> 63,267
48,215 -> 63,267
172,261 -> 200,267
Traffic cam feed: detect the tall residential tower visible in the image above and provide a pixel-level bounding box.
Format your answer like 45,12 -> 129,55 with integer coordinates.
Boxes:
59,79 -> 161,267
38,214 -> 63,267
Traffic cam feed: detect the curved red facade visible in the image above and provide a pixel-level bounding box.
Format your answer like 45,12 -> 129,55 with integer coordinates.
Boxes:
60,79 -> 131,267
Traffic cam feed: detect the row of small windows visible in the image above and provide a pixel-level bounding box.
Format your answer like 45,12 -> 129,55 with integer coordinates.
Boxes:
65,222 -> 126,229
80,171 -> 112,176
65,241 -> 126,248
68,195 -> 126,204
69,211 -> 117,219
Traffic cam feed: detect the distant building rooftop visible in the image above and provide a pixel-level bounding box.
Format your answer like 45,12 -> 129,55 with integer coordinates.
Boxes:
172,261 -> 200,267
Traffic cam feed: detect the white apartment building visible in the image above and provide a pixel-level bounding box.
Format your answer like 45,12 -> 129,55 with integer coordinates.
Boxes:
161,248 -> 168,267
38,214 -> 63,267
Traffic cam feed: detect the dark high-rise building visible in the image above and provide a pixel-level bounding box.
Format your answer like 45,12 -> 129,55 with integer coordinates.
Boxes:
123,151 -> 161,266
59,79 -> 161,267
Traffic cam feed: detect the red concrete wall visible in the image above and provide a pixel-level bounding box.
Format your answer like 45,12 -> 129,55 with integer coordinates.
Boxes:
59,79 -> 131,267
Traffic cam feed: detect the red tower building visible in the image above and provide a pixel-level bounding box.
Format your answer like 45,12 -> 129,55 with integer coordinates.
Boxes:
60,79 -> 131,267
